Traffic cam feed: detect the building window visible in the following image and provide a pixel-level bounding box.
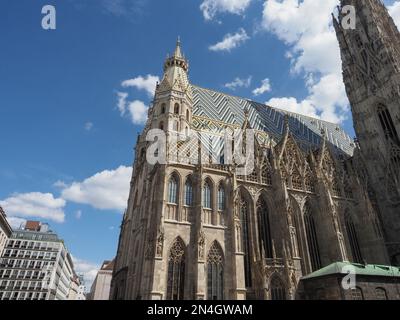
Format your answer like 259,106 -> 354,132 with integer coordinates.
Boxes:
174,103 -> 180,114
270,276 -> 286,300
351,287 -> 364,300
345,212 -> 363,264
332,178 -> 341,197
304,202 -> 322,271
304,173 -> 315,192
166,238 -> 185,300
186,109 -> 190,121
292,169 -> 302,190
173,121 -> 179,131
184,178 -> 193,206
207,242 -> 224,300
161,103 -> 166,114
377,104 -> 399,143
240,196 -> 252,287
257,197 -> 273,258
168,175 -> 178,204
261,164 -> 272,185
203,181 -> 212,209
159,121 -> 164,130
217,185 -> 225,211
375,287 -> 388,300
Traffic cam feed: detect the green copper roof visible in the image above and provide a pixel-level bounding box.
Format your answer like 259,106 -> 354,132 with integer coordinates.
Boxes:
302,262 -> 400,280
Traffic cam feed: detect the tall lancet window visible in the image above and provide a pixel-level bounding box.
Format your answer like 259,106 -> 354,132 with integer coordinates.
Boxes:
270,276 -> 286,300
345,212 -> 363,264
184,178 -> 193,206
256,198 -> 273,258
168,175 -> 178,204
304,202 -> 322,271
207,242 -> 224,300
203,181 -> 212,209
166,238 -> 185,300
240,196 -> 252,287
377,104 -> 399,143
217,185 -> 225,211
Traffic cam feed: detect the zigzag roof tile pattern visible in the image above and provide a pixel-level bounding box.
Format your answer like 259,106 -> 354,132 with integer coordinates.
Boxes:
191,85 -> 355,157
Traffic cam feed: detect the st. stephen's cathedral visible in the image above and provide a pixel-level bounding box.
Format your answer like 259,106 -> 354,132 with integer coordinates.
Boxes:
111,0 -> 400,300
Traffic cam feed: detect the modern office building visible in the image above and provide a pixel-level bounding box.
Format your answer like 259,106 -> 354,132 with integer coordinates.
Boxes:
0,221 -> 77,300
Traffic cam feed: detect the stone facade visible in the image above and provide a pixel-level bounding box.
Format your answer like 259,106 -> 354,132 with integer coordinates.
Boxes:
334,0 -> 400,264
297,262 -> 400,300
0,207 -> 12,258
111,27 -> 393,299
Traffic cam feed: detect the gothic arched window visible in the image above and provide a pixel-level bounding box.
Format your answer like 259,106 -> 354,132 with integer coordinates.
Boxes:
257,197 -> 273,258
351,287 -> 364,300
166,238 -> 185,300
159,121 -> 164,130
174,103 -> 180,114
375,287 -> 388,300
168,175 -> 178,204
377,104 -> 399,143
304,173 -> 314,193
240,196 -> 252,287
207,242 -> 224,300
345,212 -> 363,264
304,202 -> 322,271
217,185 -> 225,211
292,168 -> 303,190
184,178 -> 193,206
203,181 -> 212,209
261,164 -> 272,185
186,109 -> 190,121
270,276 -> 286,300
161,103 -> 166,114
332,178 -> 341,197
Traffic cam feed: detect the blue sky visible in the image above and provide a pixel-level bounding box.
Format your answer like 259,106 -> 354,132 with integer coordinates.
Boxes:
1,0 -> 399,287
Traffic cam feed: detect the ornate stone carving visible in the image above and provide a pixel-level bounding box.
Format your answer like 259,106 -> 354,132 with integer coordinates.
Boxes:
198,228 -> 205,260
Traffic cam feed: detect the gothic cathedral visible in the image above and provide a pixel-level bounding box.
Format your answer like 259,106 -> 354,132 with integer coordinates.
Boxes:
111,0 -> 399,300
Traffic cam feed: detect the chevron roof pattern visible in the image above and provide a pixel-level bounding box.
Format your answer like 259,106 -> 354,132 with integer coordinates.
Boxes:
191,85 -> 355,157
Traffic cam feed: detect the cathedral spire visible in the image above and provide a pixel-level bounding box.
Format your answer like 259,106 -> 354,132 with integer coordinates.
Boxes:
159,38 -> 190,93
174,36 -> 183,58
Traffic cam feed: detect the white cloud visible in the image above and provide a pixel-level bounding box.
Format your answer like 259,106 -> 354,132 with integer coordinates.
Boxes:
0,192 -> 66,223
209,28 -> 250,52
127,100 -> 149,124
53,180 -> 68,188
266,96 -> 318,119
84,122 -> 93,131
261,0 -> 348,123
6,217 -> 26,230
117,92 -> 129,116
224,76 -> 252,90
200,0 -> 251,20
72,256 -> 100,290
61,166 -> 131,211
121,74 -> 159,97
389,1 -> 400,29
252,78 -> 271,96
116,92 -> 149,125
75,210 -> 82,220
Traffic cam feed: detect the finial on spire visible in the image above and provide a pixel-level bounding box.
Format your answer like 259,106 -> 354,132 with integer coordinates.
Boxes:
174,36 -> 183,58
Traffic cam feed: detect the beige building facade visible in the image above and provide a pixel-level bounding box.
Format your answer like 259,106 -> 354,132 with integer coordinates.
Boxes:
111,0 -> 399,300
0,207 -> 12,257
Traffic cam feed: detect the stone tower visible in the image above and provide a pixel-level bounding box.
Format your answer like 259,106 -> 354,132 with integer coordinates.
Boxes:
334,0 -> 400,264
150,38 -> 192,135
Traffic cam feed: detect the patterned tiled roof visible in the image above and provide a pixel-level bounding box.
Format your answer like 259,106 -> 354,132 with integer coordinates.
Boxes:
191,85 -> 355,157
